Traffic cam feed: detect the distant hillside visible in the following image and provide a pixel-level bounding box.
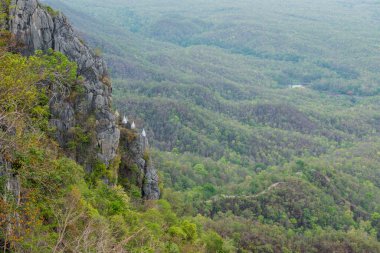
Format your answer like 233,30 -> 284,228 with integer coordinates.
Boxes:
42,0 -> 380,252
45,0 -> 380,166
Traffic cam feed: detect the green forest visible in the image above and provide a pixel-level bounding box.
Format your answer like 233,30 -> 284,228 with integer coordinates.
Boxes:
2,0 -> 380,252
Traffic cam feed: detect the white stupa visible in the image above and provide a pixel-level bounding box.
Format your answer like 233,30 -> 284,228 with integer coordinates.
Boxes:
122,115 -> 128,124
131,121 -> 136,129
142,128 -> 146,137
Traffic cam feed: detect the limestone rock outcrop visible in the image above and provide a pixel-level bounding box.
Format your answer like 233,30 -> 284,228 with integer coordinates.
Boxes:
119,127 -> 160,200
8,0 -> 119,167
2,0 -> 159,199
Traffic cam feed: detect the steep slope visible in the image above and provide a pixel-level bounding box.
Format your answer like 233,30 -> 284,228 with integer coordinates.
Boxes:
2,0 -> 159,199
10,0 -> 119,167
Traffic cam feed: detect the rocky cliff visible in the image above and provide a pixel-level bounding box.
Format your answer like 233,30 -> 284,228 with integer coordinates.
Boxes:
119,126 -> 160,199
1,0 -> 159,199
9,0 -> 119,168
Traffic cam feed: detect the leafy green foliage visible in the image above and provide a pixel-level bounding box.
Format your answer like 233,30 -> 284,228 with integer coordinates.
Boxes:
153,140 -> 380,251
0,0 -> 11,27
41,4 -> 59,17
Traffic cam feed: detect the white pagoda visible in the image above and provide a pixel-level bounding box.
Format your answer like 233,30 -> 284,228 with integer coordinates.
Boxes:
122,115 -> 128,124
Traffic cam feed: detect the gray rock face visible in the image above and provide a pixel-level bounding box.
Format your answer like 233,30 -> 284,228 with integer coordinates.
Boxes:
143,162 -> 160,200
5,0 -> 159,199
119,128 -> 160,200
8,0 -> 119,167
140,135 -> 160,200
139,134 -> 160,199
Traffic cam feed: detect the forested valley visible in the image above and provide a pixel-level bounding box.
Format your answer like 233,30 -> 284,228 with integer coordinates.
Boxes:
2,0 -> 380,252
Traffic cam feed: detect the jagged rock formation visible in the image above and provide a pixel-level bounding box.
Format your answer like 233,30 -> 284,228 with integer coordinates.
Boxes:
119,127 -> 160,199
8,0 -> 119,168
2,0 -> 159,199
